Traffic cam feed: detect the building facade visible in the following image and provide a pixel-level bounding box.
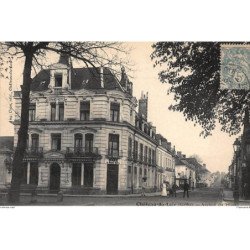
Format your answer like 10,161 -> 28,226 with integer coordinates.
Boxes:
175,152 -> 196,189
8,56 -> 176,194
0,137 -> 13,189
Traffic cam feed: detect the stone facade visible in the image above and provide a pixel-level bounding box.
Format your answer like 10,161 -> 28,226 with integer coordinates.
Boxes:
9,56 -> 176,194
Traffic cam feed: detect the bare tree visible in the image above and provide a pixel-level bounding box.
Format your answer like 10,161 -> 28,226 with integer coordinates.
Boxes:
0,42 -> 130,203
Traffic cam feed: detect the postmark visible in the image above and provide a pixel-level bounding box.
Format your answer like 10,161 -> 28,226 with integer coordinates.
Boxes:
220,44 -> 250,90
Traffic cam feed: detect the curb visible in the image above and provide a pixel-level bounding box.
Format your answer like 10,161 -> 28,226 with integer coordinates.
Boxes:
223,198 -> 250,203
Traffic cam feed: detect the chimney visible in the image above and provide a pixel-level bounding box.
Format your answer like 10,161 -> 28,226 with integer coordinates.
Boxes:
182,154 -> 186,159
159,137 -> 162,146
100,67 -> 104,88
172,146 -> 176,154
177,151 -> 182,158
138,91 -> 148,120
203,164 -> 206,169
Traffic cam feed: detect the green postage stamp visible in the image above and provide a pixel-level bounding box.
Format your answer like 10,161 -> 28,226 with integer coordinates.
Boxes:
221,44 -> 250,90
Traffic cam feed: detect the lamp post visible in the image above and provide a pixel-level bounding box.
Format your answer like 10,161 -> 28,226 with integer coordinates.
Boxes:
233,138 -> 241,205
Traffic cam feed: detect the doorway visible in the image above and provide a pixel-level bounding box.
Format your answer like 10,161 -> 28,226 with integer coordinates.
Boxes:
84,163 -> 93,187
107,164 -> 119,194
50,163 -> 61,192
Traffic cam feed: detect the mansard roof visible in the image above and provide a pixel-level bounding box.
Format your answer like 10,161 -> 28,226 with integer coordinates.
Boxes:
175,157 -> 196,170
31,67 -> 123,92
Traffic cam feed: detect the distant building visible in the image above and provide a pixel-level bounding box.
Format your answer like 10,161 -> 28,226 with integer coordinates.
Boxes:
174,152 -> 196,189
155,134 -> 175,187
186,158 -> 210,187
0,136 -> 14,188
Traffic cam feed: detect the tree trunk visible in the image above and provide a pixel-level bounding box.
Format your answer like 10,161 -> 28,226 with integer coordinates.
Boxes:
8,46 -> 33,204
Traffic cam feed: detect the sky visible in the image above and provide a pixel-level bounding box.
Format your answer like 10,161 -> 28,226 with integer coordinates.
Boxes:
0,42 -> 238,173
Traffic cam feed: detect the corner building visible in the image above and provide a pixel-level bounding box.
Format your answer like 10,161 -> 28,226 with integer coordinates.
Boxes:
13,56 -> 175,194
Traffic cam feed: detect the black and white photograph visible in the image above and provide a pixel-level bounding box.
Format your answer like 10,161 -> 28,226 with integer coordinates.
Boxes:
0,1 -> 249,250
1,41 -> 249,206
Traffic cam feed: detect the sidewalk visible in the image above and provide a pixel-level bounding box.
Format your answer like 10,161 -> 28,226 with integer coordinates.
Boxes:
223,189 -> 250,203
0,190 -> 187,205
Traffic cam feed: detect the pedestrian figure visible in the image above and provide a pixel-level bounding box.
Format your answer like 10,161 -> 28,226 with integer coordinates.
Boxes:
243,183 -> 248,199
183,180 -> 189,198
141,177 -> 147,196
165,181 -> 170,197
172,183 -> 177,197
161,181 -> 167,197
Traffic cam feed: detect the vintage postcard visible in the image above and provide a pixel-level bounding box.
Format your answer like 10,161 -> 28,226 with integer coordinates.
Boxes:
0,42 -> 249,206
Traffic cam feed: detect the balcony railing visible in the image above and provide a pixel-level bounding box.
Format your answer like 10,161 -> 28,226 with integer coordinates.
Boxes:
126,152 -> 156,165
106,149 -> 123,159
65,147 -> 99,158
23,147 -> 43,158
54,87 -> 62,95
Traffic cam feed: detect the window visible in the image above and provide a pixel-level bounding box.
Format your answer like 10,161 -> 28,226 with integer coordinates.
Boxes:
110,102 -> 120,122
139,168 -> 142,187
152,150 -> 155,165
59,103 -> 64,121
31,134 -> 39,152
149,148 -> 152,164
29,104 -> 36,121
85,134 -> 93,153
80,101 -> 90,121
84,163 -> 93,187
139,143 -> 143,162
144,168 -> 147,177
55,73 -> 62,87
74,133 -> 83,152
134,166 -> 137,187
128,166 -> 132,174
72,163 -> 81,186
108,134 -> 119,157
128,137 -> 133,159
51,134 -> 61,151
127,166 -> 132,188
144,146 -> 148,163
139,120 -> 142,130
134,140 -> 138,160
51,103 -> 56,121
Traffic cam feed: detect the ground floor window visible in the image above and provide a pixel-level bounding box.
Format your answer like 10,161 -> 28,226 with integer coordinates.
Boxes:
133,166 -> 137,187
127,165 -> 132,188
30,162 -> 38,185
139,168 -> 142,187
72,163 -> 81,186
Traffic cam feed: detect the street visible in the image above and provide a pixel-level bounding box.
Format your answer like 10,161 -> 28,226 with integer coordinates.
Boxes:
4,187 -> 233,206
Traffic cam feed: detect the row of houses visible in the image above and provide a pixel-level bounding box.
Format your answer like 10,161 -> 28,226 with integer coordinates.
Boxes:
0,54 -> 210,194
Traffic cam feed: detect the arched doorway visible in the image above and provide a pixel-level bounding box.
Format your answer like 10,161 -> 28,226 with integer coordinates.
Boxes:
50,163 -> 61,192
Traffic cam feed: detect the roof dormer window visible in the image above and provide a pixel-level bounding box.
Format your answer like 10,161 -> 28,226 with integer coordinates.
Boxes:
55,73 -> 62,87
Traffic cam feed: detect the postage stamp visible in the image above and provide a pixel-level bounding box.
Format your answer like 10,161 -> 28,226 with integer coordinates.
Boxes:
220,44 -> 250,90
